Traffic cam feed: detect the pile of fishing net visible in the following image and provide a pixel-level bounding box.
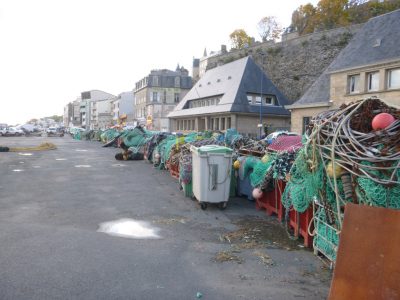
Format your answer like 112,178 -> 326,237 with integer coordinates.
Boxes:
283,98 -> 399,261
178,138 -> 224,185
100,129 -> 120,144
5,142 -> 57,152
121,127 -> 156,152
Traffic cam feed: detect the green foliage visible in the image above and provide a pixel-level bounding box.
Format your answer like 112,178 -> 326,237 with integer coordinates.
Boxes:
334,31 -> 353,46
266,47 -> 282,56
257,16 -> 283,42
229,29 -> 252,50
291,0 -> 400,36
46,115 -> 63,122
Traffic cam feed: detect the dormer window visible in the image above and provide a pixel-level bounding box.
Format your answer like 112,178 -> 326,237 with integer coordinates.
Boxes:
246,93 -> 278,106
153,76 -> 159,86
174,76 -> 180,88
265,96 -> 276,105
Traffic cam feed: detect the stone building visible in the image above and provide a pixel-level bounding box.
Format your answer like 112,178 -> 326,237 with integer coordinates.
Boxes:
111,91 -> 135,125
79,90 -> 115,129
286,9 -> 400,134
134,67 -> 192,131
63,98 -> 82,127
168,56 -> 290,137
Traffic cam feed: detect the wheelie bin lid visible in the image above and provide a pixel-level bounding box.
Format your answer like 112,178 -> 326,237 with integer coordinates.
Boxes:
191,145 -> 233,155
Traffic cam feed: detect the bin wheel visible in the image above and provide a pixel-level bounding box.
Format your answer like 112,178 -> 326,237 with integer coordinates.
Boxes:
191,196 -> 196,201
218,202 -> 228,210
200,202 -> 207,210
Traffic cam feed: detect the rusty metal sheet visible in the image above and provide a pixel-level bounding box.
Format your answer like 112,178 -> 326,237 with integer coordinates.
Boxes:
329,203 -> 400,300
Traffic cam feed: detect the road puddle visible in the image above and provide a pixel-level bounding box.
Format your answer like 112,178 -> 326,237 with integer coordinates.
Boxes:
98,218 -> 161,239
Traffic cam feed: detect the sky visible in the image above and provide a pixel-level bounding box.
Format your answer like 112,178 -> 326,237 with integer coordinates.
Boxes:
0,0 -> 318,125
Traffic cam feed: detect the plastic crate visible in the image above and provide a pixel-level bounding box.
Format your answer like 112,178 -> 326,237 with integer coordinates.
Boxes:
312,201 -> 341,264
256,180 -> 286,222
288,205 -> 314,248
167,162 -> 179,180
182,182 -> 193,198
237,175 -> 254,201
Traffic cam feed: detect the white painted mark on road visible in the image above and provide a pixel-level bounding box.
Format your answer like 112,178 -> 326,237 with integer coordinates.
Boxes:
112,164 -> 126,167
75,165 -> 91,168
32,166 -> 41,168
12,169 -> 24,172
18,153 -> 33,156
98,218 -> 161,239
56,158 -> 67,161
19,162 -> 25,164
75,149 -> 88,152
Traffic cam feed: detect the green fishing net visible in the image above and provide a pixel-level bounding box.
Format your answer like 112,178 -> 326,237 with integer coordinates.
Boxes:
313,207 -> 340,262
281,148 -> 325,212
357,161 -> 400,209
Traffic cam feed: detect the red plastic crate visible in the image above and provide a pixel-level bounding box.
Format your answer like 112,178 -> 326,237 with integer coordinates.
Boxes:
288,206 -> 314,248
167,162 -> 179,180
256,180 -> 286,222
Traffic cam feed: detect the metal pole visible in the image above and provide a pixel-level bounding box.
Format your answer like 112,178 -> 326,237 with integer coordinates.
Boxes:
259,53 -> 264,139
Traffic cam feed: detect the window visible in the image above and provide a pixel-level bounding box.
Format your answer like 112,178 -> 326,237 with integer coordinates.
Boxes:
388,68 -> 400,89
221,118 -> 225,130
255,96 -> 261,104
349,74 -> 360,93
163,90 -> 167,103
247,95 -> 253,104
152,92 -> 158,102
367,72 -> 379,91
265,96 -> 276,105
302,117 -> 311,134
153,76 -> 159,86
174,77 -> 180,88
227,117 -> 231,129
174,93 -> 180,103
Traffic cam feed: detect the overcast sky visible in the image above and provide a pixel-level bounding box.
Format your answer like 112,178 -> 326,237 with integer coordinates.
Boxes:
0,0 -> 318,125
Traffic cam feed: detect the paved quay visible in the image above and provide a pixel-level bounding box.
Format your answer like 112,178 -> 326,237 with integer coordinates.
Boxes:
0,136 -> 331,300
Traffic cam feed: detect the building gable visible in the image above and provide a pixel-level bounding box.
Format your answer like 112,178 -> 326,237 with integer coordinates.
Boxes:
169,56 -> 289,118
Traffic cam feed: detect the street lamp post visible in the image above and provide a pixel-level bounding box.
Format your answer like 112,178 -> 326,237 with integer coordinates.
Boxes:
259,52 -> 265,139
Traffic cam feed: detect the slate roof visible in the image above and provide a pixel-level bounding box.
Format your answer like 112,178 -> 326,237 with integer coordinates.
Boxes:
290,9 -> 400,107
168,56 -> 290,118
147,69 -> 192,89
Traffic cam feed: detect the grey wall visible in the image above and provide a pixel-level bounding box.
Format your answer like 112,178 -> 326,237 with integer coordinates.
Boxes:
205,24 -> 363,103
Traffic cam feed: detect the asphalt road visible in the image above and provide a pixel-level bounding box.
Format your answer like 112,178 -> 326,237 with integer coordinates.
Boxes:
0,136 -> 331,300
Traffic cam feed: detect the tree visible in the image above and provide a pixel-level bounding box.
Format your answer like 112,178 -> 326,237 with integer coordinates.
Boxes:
229,29 -> 252,49
291,3 -> 317,35
257,16 -> 283,42
316,0 -> 350,30
290,0 -> 400,36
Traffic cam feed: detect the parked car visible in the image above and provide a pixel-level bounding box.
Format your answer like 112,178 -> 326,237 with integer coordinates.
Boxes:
46,127 -> 58,134
5,127 -> 24,136
0,128 -> 7,136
